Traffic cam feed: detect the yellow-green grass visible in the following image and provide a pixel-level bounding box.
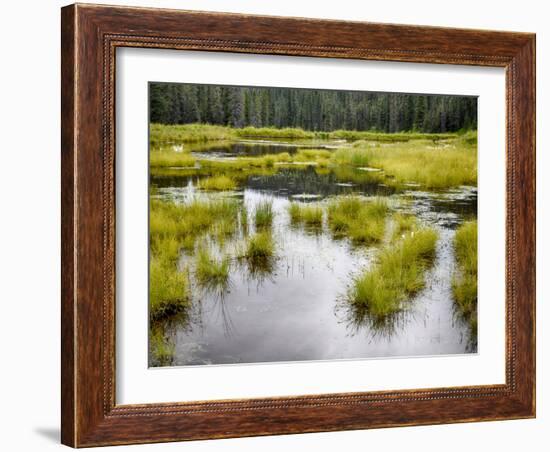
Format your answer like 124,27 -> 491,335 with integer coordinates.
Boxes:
198,175 -> 237,191
327,196 -> 389,245
452,220 -> 478,332
150,149 -> 197,168
349,228 -> 438,318
254,201 -> 274,229
328,130 -> 457,142
235,126 -> 316,139
195,245 -> 230,288
288,203 -> 323,227
392,213 -> 418,241
149,257 -> 189,321
150,123 -> 235,145
332,135 -> 477,188
149,328 -> 175,366
244,231 -> 275,261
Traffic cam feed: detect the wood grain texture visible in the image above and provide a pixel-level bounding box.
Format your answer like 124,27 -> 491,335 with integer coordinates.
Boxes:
60,3 -> 536,447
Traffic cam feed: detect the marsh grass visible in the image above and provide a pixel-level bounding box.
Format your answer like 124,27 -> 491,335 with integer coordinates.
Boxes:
198,175 -> 237,191
150,123 -> 234,145
349,228 -> 438,319
244,231 -> 275,261
195,245 -> 230,289
392,213 -> 417,241
288,202 -> 324,227
149,199 -> 239,319
452,220 -> 478,332
254,201 -> 274,229
149,257 -> 189,321
149,328 -> 175,366
327,196 -> 389,245
333,136 -> 477,188
150,149 -> 197,168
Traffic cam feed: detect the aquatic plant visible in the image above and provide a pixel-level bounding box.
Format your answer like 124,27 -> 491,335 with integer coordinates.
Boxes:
149,328 -> 175,366
195,245 -> 230,288
245,231 -> 275,261
392,213 -> 417,241
149,257 -> 189,321
288,202 -> 324,227
198,175 -> 237,191
349,228 -> 438,319
452,220 -> 478,332
149,149 -> 197,168
327,197 -> 389,245
254,201 -> 274,229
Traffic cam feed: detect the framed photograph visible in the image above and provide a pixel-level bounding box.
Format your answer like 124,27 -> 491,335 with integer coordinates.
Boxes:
61,3 -> 535,447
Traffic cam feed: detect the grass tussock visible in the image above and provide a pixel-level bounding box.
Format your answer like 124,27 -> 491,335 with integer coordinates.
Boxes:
198,175 -> 237,191
288,203 -> 323,226
149,257 -> 189,321
392,213 -> 418,241
452,220 -> 478,332
244,231 -> 275,261
195,245 -> 230,288
150,149 -> 197,168
349,228 -> 438,319
327,197 -> 389,245
254,201 -> 274,229
149,328 -> 175,366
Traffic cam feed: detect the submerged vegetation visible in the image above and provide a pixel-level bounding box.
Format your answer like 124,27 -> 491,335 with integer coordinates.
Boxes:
452,220 -> 478,332
349,227 -> 438,319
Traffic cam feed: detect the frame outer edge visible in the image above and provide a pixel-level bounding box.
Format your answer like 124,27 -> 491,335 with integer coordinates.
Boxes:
61,3 -> 77,448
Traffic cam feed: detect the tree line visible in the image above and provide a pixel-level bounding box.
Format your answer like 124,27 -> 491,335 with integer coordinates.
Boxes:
150,82 -> 477,133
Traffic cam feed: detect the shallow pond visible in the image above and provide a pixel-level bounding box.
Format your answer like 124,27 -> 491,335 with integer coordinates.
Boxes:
150,138 -> 477,366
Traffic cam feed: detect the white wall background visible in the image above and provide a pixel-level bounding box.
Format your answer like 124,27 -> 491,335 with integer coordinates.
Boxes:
0,1 -> 546,450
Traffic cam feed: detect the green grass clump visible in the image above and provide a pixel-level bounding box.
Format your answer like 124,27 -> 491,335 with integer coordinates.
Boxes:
392,213 -> 418,240
349,228 -> 438,318
198,175 -> 237,191
452,220 -> 478,332
288,202 -> 323,226
245,231 -> 275,260
327,197 -> 389,245
195,245 -> 230,288
149,257 -> 189,321
254,201 -> 274,229
149,328 -> 175,367
150,149 -> 197,168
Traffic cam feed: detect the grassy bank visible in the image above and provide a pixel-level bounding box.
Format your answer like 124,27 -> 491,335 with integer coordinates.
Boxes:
349,227 -> 438,319
151,123 -> 461,145
452,220 -> 478,332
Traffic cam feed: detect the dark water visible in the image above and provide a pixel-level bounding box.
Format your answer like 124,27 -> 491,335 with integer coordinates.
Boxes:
150,139 -> 477,367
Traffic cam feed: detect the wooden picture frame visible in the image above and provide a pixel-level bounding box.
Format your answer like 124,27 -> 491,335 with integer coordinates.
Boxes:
61,3 -> 536,447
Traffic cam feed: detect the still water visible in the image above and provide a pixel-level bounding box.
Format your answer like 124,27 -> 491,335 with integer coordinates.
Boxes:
150,139 -> 477,366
